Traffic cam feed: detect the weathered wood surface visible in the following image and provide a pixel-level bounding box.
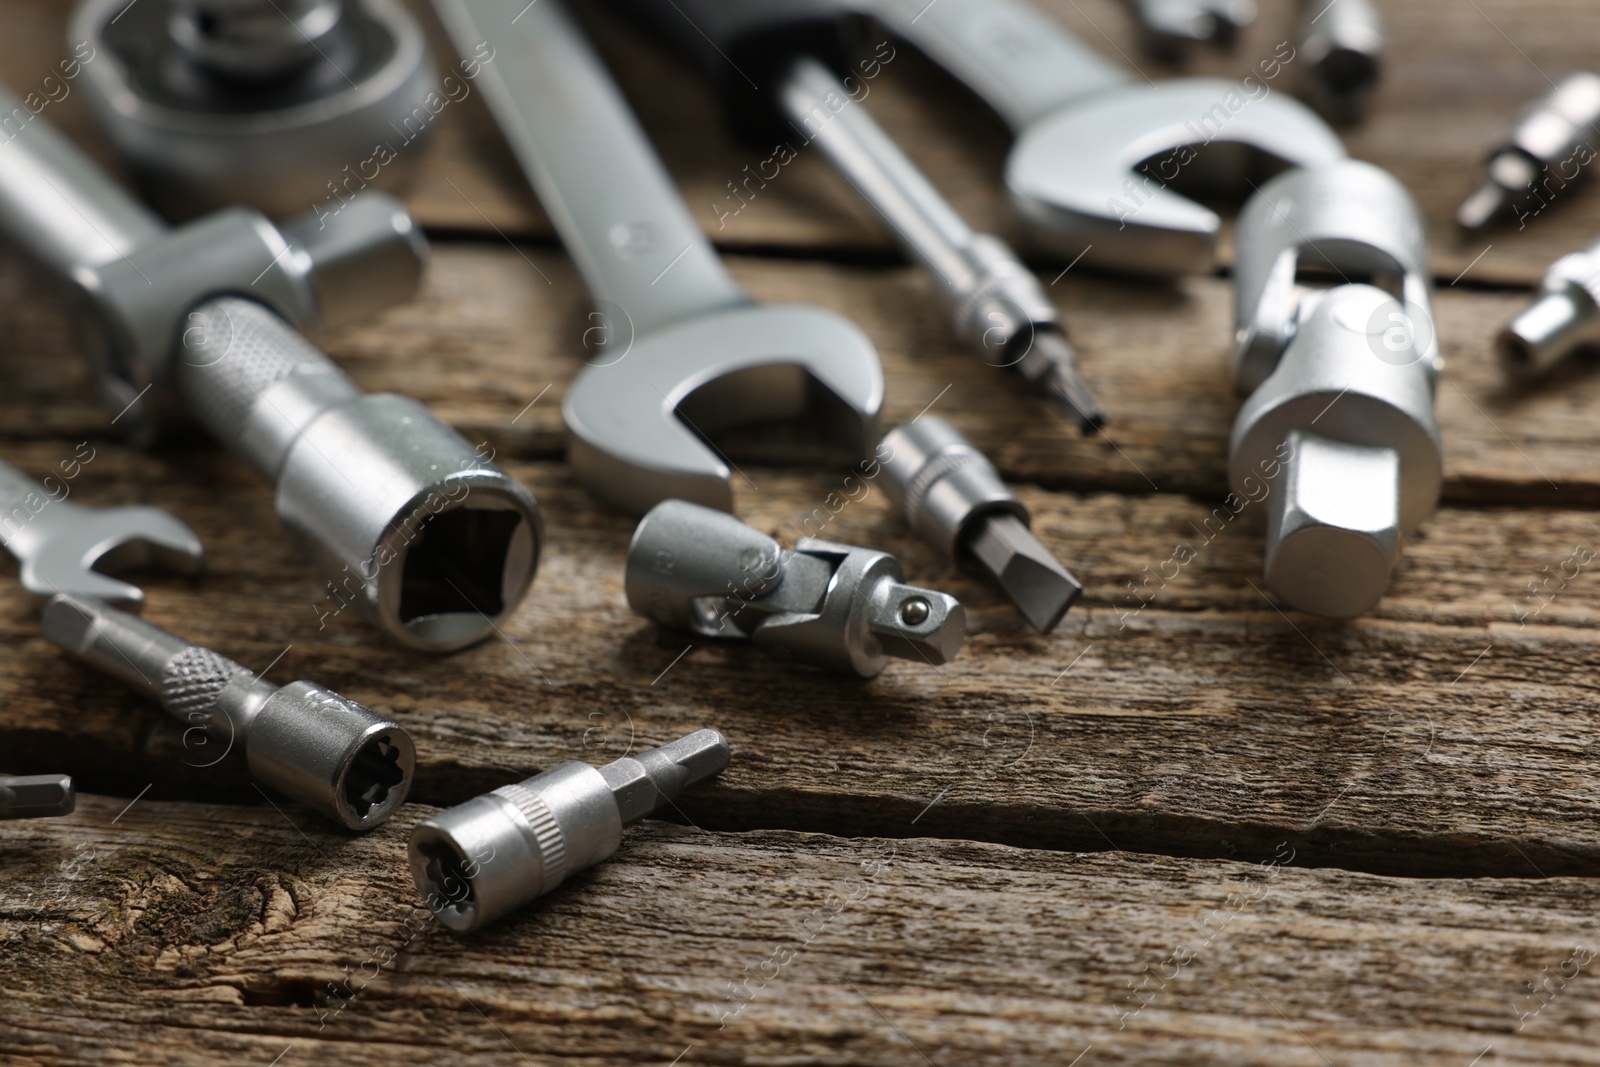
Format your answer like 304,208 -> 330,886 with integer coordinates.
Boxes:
4,0 -> 1600,1062
6,795 -> 1600,1067
9,0 -> 1600,286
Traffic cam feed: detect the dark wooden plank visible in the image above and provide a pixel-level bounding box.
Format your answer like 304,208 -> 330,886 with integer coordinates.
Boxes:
4,794 -> 1598,1066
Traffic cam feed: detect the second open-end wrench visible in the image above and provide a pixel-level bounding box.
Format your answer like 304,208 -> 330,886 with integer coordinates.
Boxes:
606,0 -> 1103,430
431,0 -> 883,516
0,455 -> 202,608
0,79 -> 542,652
858,0 -> 1346,275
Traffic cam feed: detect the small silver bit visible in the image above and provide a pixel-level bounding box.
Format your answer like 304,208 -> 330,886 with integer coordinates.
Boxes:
0,774 -> 76,820
880,417 -> 1082,633
1298,0 -> 1383,124
0,458 -> 202,608
1498,236 -> 1600,378
1126,0 -> 1256,59
410,728 -> 730,933
776,58 -> 1105,430
624,500 -> 965,677
1457,72 -> 1600,232
42,594 -> 414,830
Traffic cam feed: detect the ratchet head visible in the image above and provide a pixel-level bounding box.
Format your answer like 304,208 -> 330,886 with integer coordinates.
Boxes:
563,304 -> 884,515
1007,79 -> 1346,274
13,504 -> 203,609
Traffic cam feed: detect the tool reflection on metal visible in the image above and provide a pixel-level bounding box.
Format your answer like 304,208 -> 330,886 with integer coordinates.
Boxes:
43,594 -> 415,830
411,728 -> 729,933
625,499 -> 965,677
879,417 -> 1081,632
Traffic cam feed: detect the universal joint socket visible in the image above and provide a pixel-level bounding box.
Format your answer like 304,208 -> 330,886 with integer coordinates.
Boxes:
879,417 -> 1081,633
410,729 -> 730,933
1231,160 -> 1442,619
1458,73 -> 1600,232
625,499 -> 965,677
73,0 -> 437,219
1499,236 -> 1600,378
43,594 -> 415,830
0,81 -> 542,651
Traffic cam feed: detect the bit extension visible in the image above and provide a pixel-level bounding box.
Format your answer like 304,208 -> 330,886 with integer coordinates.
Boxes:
1458,73 -> 1600,232
43,594 -> 415,830
1499,236 -> 1600,378
879,418 -> 1081,633
411,729 -> 730,933
0,774 -> 75,820
625,500 -> 965,677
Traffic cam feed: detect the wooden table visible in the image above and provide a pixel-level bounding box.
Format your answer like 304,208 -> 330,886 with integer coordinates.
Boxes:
5,0 -> 1600,1062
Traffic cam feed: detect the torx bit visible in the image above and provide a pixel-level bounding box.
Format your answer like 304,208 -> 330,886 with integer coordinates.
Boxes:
42,594 -> 414,831
0,774 -> 75,819
1498,236 -> 1600,378
879,417 -> 1082,633
410,729 -> 730,933
1458,73 -> 1600,232
625,500 -> 966,677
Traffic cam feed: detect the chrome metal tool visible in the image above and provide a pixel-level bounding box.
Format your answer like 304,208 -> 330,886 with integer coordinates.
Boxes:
0,457 -> 202,608
1297,0 -> 1383,124
607,0 -> 1103,430
0,81 -> 542,652
411,728 -> 729,933
1458,73 -> 1600,232
1499,236 -> 1600,378
73,0 -> 438,218
0,774 -> 75,820
625,499 -> 964,676
43,594 -> 415,830
431,0 -> 883,515
879,417 -> 1080,632
1231,160 -> 1442,618
860,0 -> 1346,274
1123,0 -> 1255,61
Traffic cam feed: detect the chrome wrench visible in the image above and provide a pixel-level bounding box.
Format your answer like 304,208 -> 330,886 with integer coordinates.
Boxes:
431,0 -> 884,515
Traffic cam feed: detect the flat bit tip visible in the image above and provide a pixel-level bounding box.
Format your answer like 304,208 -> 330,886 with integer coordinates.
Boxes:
966,514 -> 1083,634
1022,331 -> 1106,434
0,773 -> 76,819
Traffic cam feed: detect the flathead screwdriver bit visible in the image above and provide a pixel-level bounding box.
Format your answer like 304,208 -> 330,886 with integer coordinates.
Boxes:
410,729 -> 730,933
879,418 -> 1081,633
0,774 -> 75,819
42,594 -> 414,831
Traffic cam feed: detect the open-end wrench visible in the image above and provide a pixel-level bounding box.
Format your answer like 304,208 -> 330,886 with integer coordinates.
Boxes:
431,0 -> 883,515
859,0 -> 1347,275
605,0 -> 1103,430
1123,0 -> 1256,62
0,80 -> 542,652
0,457 -> 202,608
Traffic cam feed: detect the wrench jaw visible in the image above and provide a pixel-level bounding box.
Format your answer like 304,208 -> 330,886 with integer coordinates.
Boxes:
1005,81 -> 1346,275
563,305 -> 884,516
11,507 -> 204,608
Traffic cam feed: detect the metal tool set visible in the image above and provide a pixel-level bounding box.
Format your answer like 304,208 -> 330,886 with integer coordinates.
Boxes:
0,0 -> 1587,935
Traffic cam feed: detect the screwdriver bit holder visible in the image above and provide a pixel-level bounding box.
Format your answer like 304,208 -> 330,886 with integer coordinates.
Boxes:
0,774 -> 76,820
44,594 -> 414,830
1458,73 -> 1600,232
411,729 -> 730,933
1499,236 -> 1600,378
1231,160 -> 1442,618
72,0 -> 437,218
0,82 -> 542,652
625,499 -> 965,677
879,417 -> 1081,633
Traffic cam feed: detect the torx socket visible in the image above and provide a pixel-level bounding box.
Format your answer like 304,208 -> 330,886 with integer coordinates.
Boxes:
43,594 -> 414,830
410,729 -> 730,933
879,417 -> 1081,633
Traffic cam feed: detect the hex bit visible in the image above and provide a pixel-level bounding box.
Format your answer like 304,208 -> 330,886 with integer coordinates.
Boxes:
1458,73 -> 1600,232
43,594 -> 414,830
411,729 -> 730,933
0,774 -> 76,819
879,417 -> 1081,633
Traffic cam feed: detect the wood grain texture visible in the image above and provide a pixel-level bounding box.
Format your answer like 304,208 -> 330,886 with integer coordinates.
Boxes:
4,795 -> 1600,1066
